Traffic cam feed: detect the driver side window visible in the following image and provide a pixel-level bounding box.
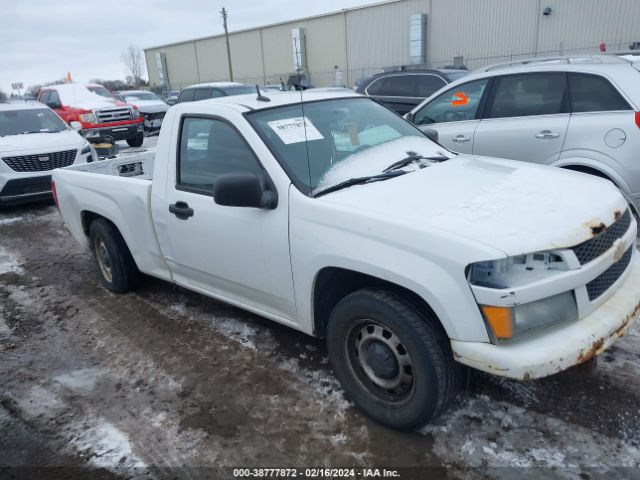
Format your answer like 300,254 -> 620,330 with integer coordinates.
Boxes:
414,78 -> 489,125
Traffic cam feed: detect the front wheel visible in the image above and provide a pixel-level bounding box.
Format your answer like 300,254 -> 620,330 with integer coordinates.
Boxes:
326,289 -> 461,430
126,131 -> 144,148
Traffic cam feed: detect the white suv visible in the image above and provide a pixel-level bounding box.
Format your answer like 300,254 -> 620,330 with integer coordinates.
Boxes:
406,55 -> 640,214
0,102 -> 93,205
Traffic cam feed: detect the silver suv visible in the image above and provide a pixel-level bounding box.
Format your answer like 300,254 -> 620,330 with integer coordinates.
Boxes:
406,55 -> 640,214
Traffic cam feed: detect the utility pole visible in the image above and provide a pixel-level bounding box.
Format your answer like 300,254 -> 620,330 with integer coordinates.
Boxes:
221,7 -> 234,81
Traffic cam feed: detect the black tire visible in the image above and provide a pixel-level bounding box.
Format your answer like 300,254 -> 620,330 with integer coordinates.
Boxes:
126,132 -> 144,148
326,289 -> 461,430
89,219 -> 141,293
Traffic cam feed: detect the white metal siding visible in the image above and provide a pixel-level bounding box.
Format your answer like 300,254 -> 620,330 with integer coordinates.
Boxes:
145,0 -> 640,89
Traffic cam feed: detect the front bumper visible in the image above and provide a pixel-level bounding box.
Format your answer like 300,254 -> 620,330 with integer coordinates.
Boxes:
452,253 -> 640,379
82,123 -> 143,142
0,176 -> 53,204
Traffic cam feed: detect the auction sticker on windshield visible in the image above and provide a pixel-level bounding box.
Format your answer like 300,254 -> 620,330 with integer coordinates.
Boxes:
267,117 -> 324,144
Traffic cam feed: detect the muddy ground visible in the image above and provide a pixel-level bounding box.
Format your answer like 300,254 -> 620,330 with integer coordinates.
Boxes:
1,142 -> 640,479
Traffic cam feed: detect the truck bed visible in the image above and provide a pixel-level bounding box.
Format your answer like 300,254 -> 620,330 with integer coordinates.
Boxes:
52,149 -> 171,282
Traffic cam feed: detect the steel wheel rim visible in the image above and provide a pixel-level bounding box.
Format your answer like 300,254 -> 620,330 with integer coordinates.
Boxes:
345,319 -> 415,404
94,237 -> 113,283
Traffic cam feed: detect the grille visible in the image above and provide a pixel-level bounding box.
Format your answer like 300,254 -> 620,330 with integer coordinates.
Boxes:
2,149 -> 77,172
142,111 -> 165,121
586,247 -> 632,300
572,209 -> 631,265
95,107 -> 133,123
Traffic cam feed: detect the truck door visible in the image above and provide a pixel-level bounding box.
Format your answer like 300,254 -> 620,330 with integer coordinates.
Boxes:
158,115 -> 297,321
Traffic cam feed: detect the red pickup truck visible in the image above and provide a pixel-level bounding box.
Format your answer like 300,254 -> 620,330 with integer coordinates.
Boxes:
38,83 -> 144,147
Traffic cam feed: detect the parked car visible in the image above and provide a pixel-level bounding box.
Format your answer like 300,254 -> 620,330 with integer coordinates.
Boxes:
37,84 -> 144,147
165,90 -> 180,106
176,82 -> 257,104
116,90 -> 169,134
355,69 -> 469,114
405,55 -> 640,215
0,102 -> 94,204
52,90 -> 640,430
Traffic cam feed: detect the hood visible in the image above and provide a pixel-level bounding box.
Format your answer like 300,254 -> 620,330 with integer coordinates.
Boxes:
126,100 -> 169,113
0,130 -> 84,154
319,155 -> 628,256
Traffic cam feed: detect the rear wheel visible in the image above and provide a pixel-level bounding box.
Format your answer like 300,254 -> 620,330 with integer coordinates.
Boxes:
326,289 -> 461,430
89,219 -> 140,292
126,131 -> 144,148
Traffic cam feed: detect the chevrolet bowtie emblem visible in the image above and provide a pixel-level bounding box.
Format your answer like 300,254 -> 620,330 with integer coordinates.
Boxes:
613,240 -> 626,263
38,156 -> 49,162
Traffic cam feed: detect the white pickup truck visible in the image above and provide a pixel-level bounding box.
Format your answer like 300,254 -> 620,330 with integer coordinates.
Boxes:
52,89 -> 640,430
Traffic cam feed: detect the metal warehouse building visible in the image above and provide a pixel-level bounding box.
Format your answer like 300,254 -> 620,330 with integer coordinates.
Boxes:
144,0 -> 640,90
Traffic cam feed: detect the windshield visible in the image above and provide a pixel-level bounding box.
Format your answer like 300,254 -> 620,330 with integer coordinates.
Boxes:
247,97 -> 445,194
87,85 -> 117,99
0,108 -> 68,136
124,92 -> 160,101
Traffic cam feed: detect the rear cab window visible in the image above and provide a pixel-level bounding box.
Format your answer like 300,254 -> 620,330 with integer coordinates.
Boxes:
193,88 -> 212,101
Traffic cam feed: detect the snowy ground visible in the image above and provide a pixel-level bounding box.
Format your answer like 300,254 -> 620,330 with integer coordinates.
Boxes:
1,138 -> 639,478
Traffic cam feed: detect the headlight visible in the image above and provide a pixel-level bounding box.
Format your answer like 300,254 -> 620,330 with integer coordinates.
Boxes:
132,108 -> 141,119
468,251 -> 578,341
480,291 -> 578,342
78,113 -> 96,123
81,141 -> 91,155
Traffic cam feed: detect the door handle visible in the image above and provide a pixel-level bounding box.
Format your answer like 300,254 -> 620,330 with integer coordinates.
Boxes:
535,130 -> 560,139
169,201 -> 194,220
452,135 -> 470,143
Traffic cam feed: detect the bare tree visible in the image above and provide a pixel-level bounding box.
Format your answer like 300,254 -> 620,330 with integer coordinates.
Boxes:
121,45 -> 146,88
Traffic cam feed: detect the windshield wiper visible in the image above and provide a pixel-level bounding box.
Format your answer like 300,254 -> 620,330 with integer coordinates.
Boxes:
314,170 -> 407,198
383,152 -> 450,173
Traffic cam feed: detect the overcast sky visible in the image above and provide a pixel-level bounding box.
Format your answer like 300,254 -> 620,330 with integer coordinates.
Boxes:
0,0 -> 374,93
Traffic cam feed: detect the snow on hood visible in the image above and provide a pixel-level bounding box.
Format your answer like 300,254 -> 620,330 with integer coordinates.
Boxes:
0,130 -> 84,153
315,136 -> 448,192
319,155 -> 628,256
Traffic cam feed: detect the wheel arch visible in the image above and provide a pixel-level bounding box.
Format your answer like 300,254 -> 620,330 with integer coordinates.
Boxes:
312,267 -> 446,339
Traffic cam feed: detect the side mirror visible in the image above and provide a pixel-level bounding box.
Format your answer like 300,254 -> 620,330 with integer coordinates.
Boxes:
404,112 -> 415,123
422,128 -> 439,143
69,121 -> 82,131
213,172 -> 277,209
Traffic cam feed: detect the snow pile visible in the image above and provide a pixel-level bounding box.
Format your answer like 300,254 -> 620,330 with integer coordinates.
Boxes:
0,247 -> 22,275
423,394 -> 640,470
72,420 -> 147,470
314,136 -> 448,192
0,215 -> 29,226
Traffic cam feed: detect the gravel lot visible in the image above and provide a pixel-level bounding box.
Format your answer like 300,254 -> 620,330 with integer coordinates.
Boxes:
1,138 -> 640,479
